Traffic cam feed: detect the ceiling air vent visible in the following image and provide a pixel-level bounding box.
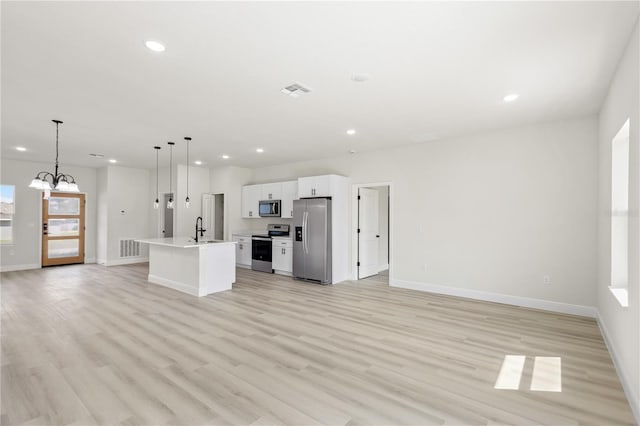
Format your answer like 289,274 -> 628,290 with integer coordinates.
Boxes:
281,83 -> 311,98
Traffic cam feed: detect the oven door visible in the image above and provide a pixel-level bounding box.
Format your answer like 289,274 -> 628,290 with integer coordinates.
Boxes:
251,237 -> 273,272
259,200 -> 281,217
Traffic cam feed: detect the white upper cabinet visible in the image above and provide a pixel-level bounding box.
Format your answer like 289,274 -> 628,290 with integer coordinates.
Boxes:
298,175 -> 335,198
281,181 -> 298,218
261,183 -> 282,201
242,181 -> 297,219
241,185 -> 261,218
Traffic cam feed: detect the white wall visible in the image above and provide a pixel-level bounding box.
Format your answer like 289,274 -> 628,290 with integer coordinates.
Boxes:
0,158 -> 97,270
252,116 -> 599,309
597,21 -> 639,420
104,166 -> 151,264
149,166 -> 176,238
210,166 -> 254,239
175,164 -> 210,238
96,167 -> 108,263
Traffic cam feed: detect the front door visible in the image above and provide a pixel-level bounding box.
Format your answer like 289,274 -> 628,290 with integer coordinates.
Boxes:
358,188 -> 380,279
42,192 -> 85,266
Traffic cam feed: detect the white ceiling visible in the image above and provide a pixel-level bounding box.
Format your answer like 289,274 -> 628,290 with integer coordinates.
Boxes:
2,1 -> 638,169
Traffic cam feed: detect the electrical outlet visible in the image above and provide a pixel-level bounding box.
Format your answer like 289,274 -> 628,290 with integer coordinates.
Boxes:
543,275 -> 552,284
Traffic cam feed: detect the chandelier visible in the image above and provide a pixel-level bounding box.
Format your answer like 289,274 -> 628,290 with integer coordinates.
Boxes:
29,120 -> 79,192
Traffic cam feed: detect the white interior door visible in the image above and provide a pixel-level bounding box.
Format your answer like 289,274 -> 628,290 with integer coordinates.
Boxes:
202,194 -> 215,239
358,188 -> 379,279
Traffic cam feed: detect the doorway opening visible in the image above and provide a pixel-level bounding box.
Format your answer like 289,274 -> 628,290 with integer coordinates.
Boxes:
163,193 -> 174,237
202,193 -> 225,240
355,183 -> 390,283
42,192 -> 85,267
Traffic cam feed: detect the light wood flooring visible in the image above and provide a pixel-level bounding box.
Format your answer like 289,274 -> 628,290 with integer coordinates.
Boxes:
1,264 -> 635,425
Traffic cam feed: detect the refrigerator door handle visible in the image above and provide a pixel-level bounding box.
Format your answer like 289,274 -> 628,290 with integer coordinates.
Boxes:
303,211 -> 309,254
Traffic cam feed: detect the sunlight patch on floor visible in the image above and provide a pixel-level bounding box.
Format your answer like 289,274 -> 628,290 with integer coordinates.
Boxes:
494,355 -> 562,392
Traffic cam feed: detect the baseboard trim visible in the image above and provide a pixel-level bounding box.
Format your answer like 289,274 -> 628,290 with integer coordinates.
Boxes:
105,257 -> 149,266
378,263 -> 389,272
148,274 -> 200,296
390,279 -> 597,318
596,311 -> 640,423
236,264 -> 252,270
85,257 -> 96,264
0,263 -> 40,272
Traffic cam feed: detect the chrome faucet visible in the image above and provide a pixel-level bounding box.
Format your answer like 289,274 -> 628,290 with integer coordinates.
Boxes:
195,216 -> 206,243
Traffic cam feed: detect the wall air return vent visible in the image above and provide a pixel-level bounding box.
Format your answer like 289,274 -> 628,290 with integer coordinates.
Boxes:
281,83 -> 311,98
119,239 -> 147,258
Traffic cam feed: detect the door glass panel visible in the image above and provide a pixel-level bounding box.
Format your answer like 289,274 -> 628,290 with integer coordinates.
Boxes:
48,218 -> 80,236
48,197 -> 80,215
48,239 -> 79,258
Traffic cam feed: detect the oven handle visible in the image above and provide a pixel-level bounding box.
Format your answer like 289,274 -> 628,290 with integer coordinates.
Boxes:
252,237 -> 272,241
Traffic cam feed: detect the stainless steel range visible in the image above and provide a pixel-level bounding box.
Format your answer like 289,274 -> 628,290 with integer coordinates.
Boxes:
251,224 -> 290,273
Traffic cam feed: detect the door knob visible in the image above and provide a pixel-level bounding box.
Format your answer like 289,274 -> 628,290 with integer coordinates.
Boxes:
376,235 -> 380,238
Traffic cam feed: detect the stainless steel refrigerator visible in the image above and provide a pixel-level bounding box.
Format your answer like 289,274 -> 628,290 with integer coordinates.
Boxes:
293,198 -> 332,284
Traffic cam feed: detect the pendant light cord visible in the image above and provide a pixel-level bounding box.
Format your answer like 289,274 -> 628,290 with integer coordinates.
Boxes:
169,144 -> 173,197
156,148 -> 159,199
184,137 -> 191,202
186,140 -> 189,198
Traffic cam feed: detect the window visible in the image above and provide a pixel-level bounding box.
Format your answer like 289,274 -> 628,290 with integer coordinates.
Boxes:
610,119 -> 630,307
0,185 -> 15,245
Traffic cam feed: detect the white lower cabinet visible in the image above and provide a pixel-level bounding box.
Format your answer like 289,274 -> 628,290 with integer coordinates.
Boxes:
272,239 -> 293,274
233,235 -> 252,267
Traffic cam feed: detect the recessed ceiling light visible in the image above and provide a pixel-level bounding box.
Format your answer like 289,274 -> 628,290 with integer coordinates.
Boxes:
351,73 -> 370,82
349,149 -> 356,154
503,93 -> 519,102
109,159 -> 117,163
346,129 -> 356,135
145,40 -> 165,52
221,155 -> 230,160
256,148 -> 264,153
15,147 -> 26,152
281,83 -> 311,98
194,160 -> 203,165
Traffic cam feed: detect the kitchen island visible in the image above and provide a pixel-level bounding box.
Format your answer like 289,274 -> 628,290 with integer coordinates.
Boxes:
135,238 -> 236,297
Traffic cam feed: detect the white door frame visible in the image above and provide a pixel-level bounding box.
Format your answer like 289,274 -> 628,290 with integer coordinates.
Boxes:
351,181 -> 393,283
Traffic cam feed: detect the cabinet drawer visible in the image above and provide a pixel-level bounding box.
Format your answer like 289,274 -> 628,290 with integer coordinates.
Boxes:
272,239 -> 293,248
233,235 -> 251,243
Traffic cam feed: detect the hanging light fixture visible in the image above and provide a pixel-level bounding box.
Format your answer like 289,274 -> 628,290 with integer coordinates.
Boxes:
167,141 -> 175,209
184,136 -> 191,208
153,146 -> 161,209
29,120 -> 79,192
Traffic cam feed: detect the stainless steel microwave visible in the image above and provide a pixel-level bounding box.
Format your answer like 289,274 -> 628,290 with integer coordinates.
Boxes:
259,200 -> 281,217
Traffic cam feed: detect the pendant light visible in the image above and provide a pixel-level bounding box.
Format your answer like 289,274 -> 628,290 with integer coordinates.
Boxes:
167,141 -> 175,209
184,137 -> 191,208
29,119 -> 79,192
153,146 -> 161,209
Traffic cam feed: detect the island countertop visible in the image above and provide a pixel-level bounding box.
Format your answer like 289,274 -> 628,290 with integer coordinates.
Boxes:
136,237 -> 237,249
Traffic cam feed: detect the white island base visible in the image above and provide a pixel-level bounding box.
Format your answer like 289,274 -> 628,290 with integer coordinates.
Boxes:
136,238 -> 236,297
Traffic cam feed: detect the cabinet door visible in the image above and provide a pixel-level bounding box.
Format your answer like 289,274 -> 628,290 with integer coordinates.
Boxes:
234,239 -> 243,265
281,181 -> 298,218
312,176 -> 331,197
297,177 -> 314,198
261,183 -> 282,201
272,241 -> 285,270
239,241 -> 252,265
242,185 -> 261,218
282,247 -> 293,272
